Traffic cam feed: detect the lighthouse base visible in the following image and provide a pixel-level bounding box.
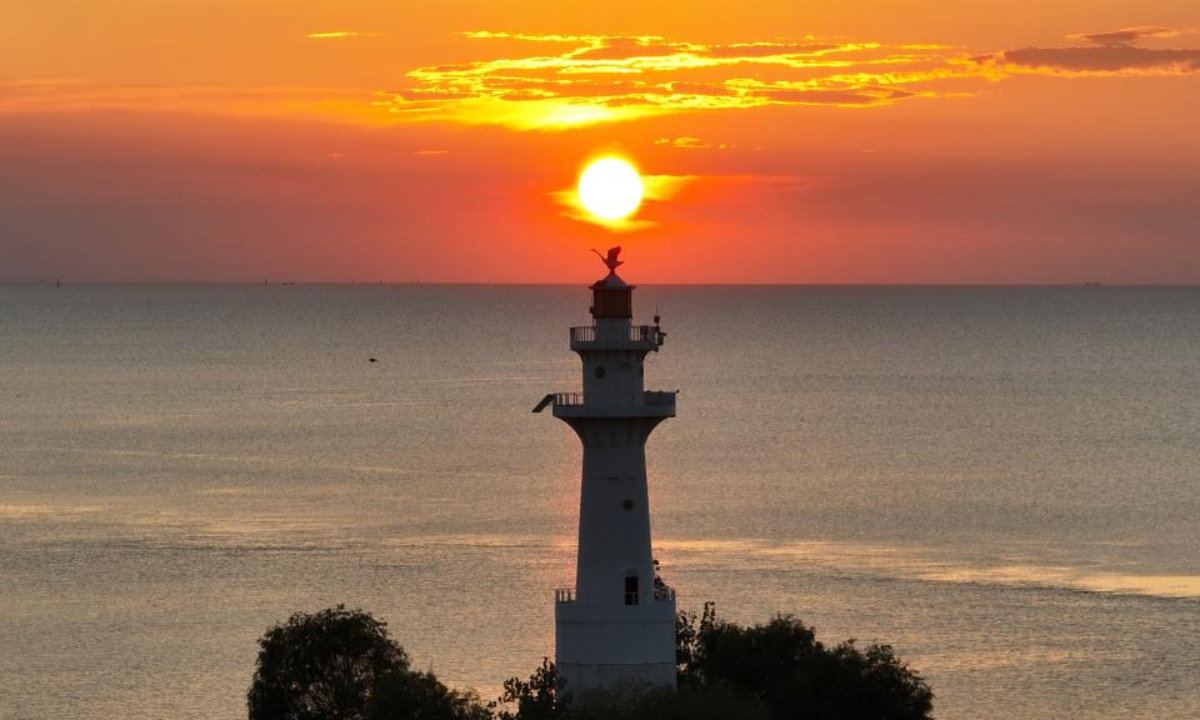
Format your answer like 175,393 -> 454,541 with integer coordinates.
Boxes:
556,661 -> 676,699
555,596 -> 676,701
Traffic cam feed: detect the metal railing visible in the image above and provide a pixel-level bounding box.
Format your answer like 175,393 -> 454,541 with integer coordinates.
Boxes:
556,391 -> 674,407
570,326 -> 596,342
554,587 -> 674,604
546,391 -> 675,409
552,392 -> 584,407
570,325 -> 663,345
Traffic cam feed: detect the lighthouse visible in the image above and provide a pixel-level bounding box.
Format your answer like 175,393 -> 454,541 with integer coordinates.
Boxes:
533,247 -> 677,698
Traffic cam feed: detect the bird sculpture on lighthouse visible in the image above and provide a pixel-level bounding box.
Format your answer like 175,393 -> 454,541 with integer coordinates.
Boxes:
533,247 -> 677,699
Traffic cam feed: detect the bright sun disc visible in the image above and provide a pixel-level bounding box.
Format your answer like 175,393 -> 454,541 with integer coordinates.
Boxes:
578,158 -> 644,220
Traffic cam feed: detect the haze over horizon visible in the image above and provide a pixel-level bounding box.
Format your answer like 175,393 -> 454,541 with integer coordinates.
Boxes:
2,1 -> 1199,284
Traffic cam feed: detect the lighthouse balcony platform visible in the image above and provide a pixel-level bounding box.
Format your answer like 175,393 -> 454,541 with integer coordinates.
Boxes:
570,325 -> 664,352
533,391 -> 676,418
555,586 -> 676,605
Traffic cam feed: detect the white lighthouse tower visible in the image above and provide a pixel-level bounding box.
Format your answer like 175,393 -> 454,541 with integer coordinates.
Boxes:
533,247 -> 677,699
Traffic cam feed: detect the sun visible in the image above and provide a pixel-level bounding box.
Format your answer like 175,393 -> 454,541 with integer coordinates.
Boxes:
577,157 -> 644,221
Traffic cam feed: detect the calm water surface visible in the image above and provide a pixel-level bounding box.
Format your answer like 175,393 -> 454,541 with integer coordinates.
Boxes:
1,284 -> 1198,719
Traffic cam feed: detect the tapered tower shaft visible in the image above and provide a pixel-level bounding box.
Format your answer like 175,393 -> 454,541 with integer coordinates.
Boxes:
534,257 -> 676,699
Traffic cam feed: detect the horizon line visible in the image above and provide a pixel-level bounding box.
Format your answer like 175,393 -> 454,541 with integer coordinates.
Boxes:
3,280 -> 1198,289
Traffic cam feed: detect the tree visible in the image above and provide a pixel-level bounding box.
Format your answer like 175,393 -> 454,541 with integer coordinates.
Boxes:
248,605 -> 488,720
770,641 -> 933,720
676,606 -> 934,720
491,658 -> 559,720
674,600 -> 718,682
367,670 -> 492,720
247,604 -> 930,720
492,660 -> 769,720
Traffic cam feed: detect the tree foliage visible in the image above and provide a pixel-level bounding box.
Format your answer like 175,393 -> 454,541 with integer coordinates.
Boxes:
248,605 -> 486,720
491,658 -> 558,720
248,605 -> 408,720
248,604 -> 931,720
491,661 -> 770,720
676,603 -> 934,720
368,670 -> 492,720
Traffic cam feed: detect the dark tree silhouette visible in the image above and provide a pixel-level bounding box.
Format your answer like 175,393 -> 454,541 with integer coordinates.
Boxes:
492,658 -> 558,720
248,605 -> 486,720
367,669 -> 491,720
493,658 -> 770,720
676,604 -> 934,720
248,604 -> 930,720
248,605 -> 407,720
674,600 -> 720,681
769,641 -> 933,720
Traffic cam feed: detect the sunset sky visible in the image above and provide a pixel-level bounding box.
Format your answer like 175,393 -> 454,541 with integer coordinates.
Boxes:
2,1 -> 1198,283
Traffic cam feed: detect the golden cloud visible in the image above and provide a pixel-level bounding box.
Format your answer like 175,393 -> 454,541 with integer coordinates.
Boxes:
307,31 -> 382,40
4,28 -> 1195,127
375,32 -> 970,130
655,137 -> 729,150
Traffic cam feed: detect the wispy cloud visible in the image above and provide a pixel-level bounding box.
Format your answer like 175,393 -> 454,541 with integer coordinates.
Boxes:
376,32 -> 967,129
981,47 -> 1200,75
974,26 -> 1200,77
0,80 -> 384,123
655,136 -> 728,150
307,31 -> 381,40
1069,26 -> 1183,46
4,28 -> 1196,127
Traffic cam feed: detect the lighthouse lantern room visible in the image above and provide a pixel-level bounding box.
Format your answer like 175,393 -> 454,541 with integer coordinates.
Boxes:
533,247 -> 677,699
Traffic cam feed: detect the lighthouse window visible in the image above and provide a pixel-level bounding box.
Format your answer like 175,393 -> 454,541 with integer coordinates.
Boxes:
624,575 -> 640,605
594,365 -> 607,378
623,499 -> 634,511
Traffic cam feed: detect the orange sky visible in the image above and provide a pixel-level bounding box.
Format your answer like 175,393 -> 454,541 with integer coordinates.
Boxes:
2,1 -> 1198,283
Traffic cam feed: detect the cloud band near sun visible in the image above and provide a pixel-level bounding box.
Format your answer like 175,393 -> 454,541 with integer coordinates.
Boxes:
375,32 -> 969,130
374,28 -> 1200,130
1,27 -> 1196,126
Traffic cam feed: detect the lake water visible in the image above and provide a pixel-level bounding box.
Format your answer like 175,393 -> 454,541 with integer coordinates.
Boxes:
1,284 -> 1198,719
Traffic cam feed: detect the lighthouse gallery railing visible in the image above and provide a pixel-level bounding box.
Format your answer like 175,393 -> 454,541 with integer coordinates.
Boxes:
555,586 -> 676,604
570,325 -> 663,344
547,391 -> 675,408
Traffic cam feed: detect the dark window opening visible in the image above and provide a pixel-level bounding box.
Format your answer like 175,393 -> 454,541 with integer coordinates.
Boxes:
595,365 -> 606,378
624,575 -> 639,605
